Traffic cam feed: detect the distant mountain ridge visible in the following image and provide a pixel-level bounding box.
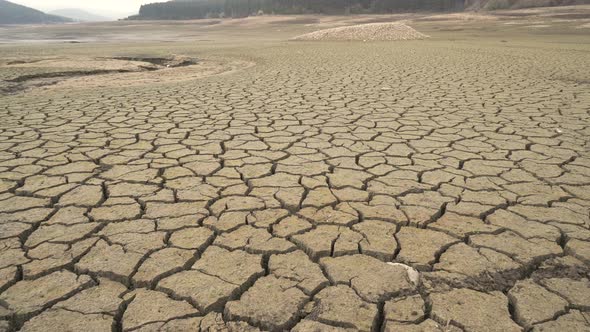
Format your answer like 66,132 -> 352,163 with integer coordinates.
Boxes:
0,0 -> 72,24
129,0 -> 590,20
131,0 -> 465,20
49,8 -> 111,22
466,0 -> 588,10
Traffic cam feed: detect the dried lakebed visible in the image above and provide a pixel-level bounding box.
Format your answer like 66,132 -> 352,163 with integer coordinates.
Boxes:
0,55 -> 252,95
0,22 -> 589,332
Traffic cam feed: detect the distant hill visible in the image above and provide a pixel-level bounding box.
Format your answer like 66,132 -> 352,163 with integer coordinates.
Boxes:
129,0 -> 590,20
130,0 -> 465,20
0,0 -> 72,24
466,0 -> 590,10
92,9 -> 137,21
49,8 -> 111,22
49,8 -> 112,22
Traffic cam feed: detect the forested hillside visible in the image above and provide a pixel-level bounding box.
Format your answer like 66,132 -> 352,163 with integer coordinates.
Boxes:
0,0 -> 71,24
131,0 -> 465,19
466,0 -> 586,10
129,0 -> 589,20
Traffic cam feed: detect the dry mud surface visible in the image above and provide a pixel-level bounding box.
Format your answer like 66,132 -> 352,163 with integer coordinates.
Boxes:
0,7 -> 589,332
291,22 -> 429,41
0,56 -> 252,95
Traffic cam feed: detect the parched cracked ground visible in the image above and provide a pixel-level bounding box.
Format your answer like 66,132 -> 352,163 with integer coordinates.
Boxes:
0,39 -> 589,332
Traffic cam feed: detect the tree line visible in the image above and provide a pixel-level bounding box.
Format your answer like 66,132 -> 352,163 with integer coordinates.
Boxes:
131,0 -> 466,20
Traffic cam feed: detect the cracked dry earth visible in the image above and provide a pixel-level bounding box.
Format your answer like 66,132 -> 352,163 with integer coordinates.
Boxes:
0,40 -> 589,332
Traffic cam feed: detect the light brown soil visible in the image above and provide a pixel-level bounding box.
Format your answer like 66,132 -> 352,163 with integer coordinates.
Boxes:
291,22 -> 429,41
0,56 -> 253,94
0,5 -> 589,332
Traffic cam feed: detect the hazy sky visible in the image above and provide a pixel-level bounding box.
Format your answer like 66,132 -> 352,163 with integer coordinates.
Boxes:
11,0 -> 155,17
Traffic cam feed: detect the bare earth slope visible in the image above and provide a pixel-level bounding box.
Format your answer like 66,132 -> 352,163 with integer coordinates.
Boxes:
292,22 -> 429,41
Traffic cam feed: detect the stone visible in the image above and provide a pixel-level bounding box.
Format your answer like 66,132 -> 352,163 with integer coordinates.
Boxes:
1,21 -> 590,332
320,254 -> 416,302
396,227 -> 459,271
